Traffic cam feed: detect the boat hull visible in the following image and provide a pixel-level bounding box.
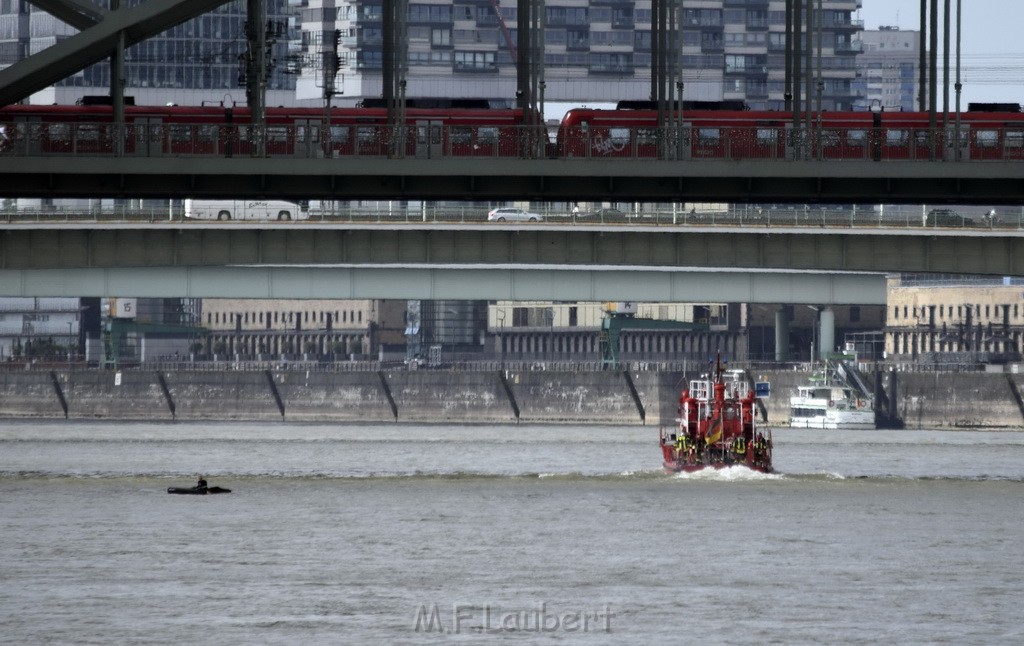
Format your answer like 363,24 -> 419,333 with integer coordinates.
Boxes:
663,460 -> 772,474
789,411 -> 876,430
167,486 -> 232,495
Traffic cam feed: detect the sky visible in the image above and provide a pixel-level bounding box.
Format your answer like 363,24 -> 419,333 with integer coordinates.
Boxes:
858,0 -> 1024,103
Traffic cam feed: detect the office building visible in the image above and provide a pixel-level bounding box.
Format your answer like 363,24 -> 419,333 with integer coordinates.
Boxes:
0,0 -> 305,107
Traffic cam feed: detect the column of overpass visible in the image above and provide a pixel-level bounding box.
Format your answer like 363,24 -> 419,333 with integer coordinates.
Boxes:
775,307 -> 790,362
818,306 -> 836,359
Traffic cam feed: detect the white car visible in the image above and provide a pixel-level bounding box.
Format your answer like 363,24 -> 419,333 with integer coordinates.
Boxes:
487,207 -> 544,222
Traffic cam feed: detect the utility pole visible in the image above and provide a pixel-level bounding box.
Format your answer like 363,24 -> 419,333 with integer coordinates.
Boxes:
323,18 -> 340,158
245,0 -> 268,157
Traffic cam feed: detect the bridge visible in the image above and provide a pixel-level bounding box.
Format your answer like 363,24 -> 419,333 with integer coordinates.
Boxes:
2,219 -> 1021,302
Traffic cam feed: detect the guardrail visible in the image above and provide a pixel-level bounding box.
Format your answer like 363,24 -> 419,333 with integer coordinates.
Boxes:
3,204 -> 1021,230
3,358 -> 998,374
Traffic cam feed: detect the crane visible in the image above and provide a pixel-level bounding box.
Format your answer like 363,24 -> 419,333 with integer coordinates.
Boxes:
490,0 -> 517,62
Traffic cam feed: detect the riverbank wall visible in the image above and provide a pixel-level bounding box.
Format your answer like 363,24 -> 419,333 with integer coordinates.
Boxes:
1,368 -> 1022,429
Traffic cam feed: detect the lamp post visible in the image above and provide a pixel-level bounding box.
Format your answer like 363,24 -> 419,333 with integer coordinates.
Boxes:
67,320 -> 73,370
496,310 -> 506,367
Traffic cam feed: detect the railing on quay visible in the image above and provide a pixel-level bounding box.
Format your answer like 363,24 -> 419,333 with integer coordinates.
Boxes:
2,121 -> 1022,163
4,357 -> 999,375
3,202 -> 1021,231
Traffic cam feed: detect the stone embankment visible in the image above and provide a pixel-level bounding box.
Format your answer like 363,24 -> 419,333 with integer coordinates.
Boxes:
1,367 -> 1022,429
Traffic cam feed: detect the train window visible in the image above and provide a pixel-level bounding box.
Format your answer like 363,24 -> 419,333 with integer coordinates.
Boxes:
76,124 -> 100,141
914,130 -> 931,147
330,126 -> 349,144
357,126 -> 377,144
886,129 -> 908,145
267,126 -> 288,142
846,129 -> 866,145
608,127 -> 630,145
169,125 -> 192,143
450,127 -> 471,145
698,128 -> 721,143
48,123 -> 69,140
637,127 -> 658,145
755,128 -> 778,144
297,125 -> 320,142
198,124 -> 218,140
819,129 -> 840,147
1005,130 -> 1024,148
478,127 -> 499,143
975,130 -> 998,147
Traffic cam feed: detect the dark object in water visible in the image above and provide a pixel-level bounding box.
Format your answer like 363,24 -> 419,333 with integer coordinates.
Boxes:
167,486 -> 231,495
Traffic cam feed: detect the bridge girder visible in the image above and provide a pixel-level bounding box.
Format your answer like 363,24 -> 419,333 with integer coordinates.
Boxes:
2,157 -> 1024,205
0,266 -> 888,303
0,225 -> 1019,278
0,0 -> 232,106
28,0 -> 105,31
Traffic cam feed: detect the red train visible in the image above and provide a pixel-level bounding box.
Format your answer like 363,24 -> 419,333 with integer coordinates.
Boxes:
557,102 -> 1024,161
0,102 -> 542,158
1,100 -> 1022,161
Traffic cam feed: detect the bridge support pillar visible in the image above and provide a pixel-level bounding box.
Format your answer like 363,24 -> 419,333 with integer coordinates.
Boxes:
819,306 -> 836,359
774,306 -> 790,362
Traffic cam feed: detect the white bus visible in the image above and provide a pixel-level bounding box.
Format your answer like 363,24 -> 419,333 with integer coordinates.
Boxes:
184,199 -> 309,221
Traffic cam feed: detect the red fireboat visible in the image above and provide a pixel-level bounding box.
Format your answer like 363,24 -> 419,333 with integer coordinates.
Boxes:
659,356 -> 773,473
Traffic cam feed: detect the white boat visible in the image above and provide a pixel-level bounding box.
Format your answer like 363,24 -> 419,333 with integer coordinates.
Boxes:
789,360 -> 876,430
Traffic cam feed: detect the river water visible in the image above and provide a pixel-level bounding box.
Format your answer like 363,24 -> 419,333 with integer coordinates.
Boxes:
1,421 -> 1022,644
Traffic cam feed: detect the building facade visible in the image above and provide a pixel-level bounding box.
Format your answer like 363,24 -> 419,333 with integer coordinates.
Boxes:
296,0 -> 864,109
0,297 -> 82,361
0,0 -> 306,106
201,298 -> 378,358
885,275 -> 1024,364
853,26 -> 919,112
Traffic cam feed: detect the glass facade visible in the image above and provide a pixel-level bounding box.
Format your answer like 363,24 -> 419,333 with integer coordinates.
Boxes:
0,0 -> 299,95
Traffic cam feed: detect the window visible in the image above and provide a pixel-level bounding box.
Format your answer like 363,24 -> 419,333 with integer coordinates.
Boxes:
431,28 -> 451,47
408,4 -> 451,22
454,51 -> 495,70
756,128 -> 778,145
169,125 -> 193,143
976,130 -> 998,148
330,126 -> 350,145
450,127 -> 471,145
478,127 -> 499,144
356,127 -> 377,145
699,128 -> 721,143
608,127 -> 630,146
76,124 -> 101,141
886,129 -> 908,146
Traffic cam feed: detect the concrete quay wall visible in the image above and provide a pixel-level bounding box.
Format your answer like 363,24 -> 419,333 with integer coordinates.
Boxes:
1,368 -> 1022,429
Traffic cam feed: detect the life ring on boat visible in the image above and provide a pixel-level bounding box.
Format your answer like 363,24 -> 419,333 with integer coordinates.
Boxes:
856,399 -> 866,409
827,400 -> 835,408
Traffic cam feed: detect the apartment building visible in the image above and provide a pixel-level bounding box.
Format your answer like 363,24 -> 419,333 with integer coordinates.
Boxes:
297,0 -> 864,109
853,26 -> 919,112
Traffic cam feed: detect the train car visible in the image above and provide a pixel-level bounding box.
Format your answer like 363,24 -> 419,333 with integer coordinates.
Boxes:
556,103 -> 1024,162
0,102 -> 543,159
